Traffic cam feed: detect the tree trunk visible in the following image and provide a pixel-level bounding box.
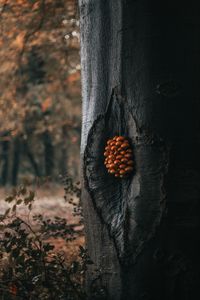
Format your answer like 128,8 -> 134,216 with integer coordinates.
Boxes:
59,125 -> 69,176
79,0 -> 200,299
43,131 -> 54,177
11,137 -> 21,186
1,138 -> 10,186
24,141 -> 41,177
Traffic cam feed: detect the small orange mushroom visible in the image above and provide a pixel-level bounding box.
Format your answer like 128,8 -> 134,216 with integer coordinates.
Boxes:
121,143 -> 129,149
110,146 -> 114,151
119,169 -> 126,175
109,163 -> 116,169
125,166 -> 133,173
116,141 -> 122,147
116,155 -> 122,160
116,136 -> 125,141
125,153 -> 132,159
119,164 -> 126,169
120,150 -> 126,155
121,158 -> 128,163
126,149 -> 132,153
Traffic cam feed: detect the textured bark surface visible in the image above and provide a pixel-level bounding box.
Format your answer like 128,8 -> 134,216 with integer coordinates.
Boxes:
79,0 -> 200,299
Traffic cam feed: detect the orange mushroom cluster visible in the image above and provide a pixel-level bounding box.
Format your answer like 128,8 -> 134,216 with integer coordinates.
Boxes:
104,136 -> 134,178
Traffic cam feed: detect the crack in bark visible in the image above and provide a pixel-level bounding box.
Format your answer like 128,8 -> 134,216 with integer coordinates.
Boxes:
83,90 -> 170,265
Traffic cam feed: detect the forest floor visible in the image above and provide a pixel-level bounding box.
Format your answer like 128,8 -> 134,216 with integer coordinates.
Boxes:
0,185 -> 84,262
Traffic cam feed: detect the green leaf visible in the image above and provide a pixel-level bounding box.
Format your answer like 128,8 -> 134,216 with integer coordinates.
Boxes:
17,199 -> 23,205
5,196 -> 14,203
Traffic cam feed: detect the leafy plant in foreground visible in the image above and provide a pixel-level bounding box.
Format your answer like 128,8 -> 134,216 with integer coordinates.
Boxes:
0,180 -> 90,300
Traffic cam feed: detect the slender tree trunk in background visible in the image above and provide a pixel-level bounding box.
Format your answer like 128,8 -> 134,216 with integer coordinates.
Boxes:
24,141 -> 41,177
12,137 -> 21,186
79,1 -> 200,299
1,139 -> 10,185
43,131 -> 54,177
60,125 -> 68,176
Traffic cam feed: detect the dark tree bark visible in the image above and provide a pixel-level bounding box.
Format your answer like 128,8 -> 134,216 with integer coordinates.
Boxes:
23,141 -> 41,177
43,131 -> 54,177
1,138 -> 10,185
11,137 -> 21,186
79,0 -> 200,299
59,125 -> 69,176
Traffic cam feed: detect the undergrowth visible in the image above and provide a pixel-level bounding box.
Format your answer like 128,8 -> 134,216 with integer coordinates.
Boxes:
0,176 -> 92,300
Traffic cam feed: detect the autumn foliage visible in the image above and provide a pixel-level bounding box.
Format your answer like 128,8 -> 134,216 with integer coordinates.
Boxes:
0,0 -> 81,184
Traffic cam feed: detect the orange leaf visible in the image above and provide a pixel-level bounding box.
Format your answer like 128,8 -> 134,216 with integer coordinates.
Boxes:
41,97 -> 52,112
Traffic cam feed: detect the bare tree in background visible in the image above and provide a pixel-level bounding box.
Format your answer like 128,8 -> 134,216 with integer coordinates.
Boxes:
79,0 -> 200,299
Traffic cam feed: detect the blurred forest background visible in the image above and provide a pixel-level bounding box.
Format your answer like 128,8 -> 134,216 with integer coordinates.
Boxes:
0,0 -> 81,186
0,3 -> 84,298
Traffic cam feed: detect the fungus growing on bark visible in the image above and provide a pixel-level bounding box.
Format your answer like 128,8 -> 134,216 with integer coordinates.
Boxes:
104,136 -> 134,177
